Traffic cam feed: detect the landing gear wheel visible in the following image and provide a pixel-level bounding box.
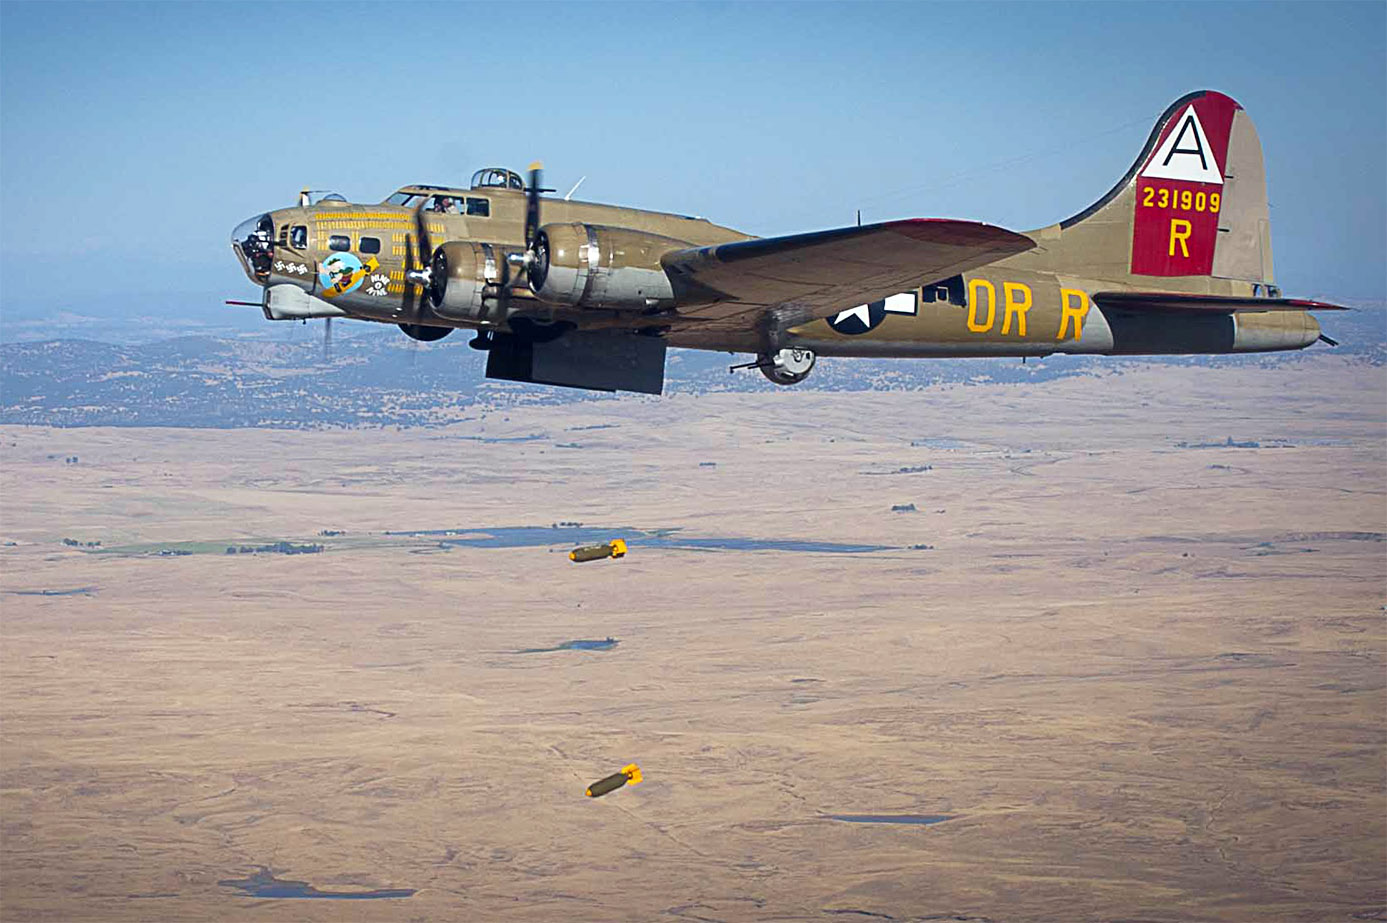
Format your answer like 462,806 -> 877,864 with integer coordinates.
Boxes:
759,348 -> 816,386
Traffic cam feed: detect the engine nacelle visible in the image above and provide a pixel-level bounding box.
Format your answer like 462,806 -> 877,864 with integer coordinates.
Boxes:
428,241 -> 509,322
529,223 -> 682,311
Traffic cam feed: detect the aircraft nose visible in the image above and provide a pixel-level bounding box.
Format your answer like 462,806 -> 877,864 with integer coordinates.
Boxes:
232,213 -> 275,283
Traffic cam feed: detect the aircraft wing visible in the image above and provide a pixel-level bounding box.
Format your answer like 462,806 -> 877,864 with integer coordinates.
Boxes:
661,219 -> 1034,333
1093,292 -> 1348,313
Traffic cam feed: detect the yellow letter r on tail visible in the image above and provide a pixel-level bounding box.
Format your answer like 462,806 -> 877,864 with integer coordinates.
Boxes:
1169,218 -> 1192,258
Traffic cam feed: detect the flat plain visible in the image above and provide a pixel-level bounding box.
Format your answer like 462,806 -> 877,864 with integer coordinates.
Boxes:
2,357 -> 1384,922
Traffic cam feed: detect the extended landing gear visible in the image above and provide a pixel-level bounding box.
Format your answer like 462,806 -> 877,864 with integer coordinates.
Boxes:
729,348 -> 817,385
759,347 -> 816,386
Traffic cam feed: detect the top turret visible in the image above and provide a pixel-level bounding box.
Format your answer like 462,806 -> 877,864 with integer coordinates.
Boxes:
470,168 -> 525,191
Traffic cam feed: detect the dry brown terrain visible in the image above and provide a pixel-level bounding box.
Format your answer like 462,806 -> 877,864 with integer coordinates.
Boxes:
2,358 -> 1384,922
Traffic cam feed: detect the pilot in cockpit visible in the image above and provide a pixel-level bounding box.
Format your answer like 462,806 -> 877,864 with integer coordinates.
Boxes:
431,196 -> 457,214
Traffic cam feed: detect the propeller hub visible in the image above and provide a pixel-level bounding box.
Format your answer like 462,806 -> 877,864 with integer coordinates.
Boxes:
529,231 -> 550,292
429,247 -> 449,307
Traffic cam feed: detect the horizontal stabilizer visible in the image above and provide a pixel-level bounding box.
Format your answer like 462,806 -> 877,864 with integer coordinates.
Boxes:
1093,292 -> 1347,314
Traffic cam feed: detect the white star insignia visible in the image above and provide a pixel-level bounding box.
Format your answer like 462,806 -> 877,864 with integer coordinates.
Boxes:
833,304 -> 872,326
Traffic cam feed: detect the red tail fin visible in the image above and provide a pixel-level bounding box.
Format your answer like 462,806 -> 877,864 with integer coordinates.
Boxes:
1052,90 -> 1274,285
1130,92 -> 1239,276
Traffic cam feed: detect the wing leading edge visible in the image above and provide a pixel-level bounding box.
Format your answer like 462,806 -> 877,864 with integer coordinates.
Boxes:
662,219 -> 1035,334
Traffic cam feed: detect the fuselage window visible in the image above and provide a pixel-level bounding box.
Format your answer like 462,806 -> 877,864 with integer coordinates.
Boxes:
943,275 -> 966,306
290,226 -> 307,249
328,235 -> 350,252
278,224 -> 289,246
359,236 -> 381,254
920,276 -> 966,306
466,197 -> 490,217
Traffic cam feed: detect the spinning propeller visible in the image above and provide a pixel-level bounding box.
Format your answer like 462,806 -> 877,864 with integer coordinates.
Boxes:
398,165 -> 547,331
404,196 -> 435,296
509,162 -> 546,285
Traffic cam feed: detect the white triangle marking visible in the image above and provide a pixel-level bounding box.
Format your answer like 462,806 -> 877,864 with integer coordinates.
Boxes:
1140,104 -> 1223,185
883,292 -> 917,315
833,304 -> 873,326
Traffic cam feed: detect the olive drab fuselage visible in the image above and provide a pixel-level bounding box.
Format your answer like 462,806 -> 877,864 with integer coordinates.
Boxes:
234,176 -> 1317,359
231,93 -> 1340,394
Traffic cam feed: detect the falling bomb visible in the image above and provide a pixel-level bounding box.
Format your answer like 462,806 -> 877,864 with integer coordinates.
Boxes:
586,763 -> 642,798
569,539 -> 628,563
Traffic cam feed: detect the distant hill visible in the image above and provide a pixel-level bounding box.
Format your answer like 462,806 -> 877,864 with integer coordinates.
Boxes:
2,307 -> 1381,428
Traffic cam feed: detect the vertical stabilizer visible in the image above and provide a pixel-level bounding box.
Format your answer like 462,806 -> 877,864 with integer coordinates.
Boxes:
1210,109 -> 1273,283
1039,91 -> 1274,286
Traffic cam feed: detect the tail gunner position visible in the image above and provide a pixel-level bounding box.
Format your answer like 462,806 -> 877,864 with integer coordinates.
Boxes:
231,91 -> 1344,395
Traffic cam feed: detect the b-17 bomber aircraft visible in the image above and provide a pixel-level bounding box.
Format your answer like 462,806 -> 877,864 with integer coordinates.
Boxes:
231,91 -> 1344,394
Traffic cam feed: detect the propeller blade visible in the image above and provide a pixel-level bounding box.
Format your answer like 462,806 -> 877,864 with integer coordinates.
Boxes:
508,161 -> 547,286
403,233 -> 418,313
402,211 -> 433,306
414,198 -> 433,267
323,316 -> 333,361
525,161 -> 543,251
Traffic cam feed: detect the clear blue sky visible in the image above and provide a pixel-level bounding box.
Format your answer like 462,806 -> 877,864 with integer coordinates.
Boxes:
1,1 -> 1383,341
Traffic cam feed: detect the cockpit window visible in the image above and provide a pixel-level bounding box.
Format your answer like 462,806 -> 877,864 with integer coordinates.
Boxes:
465,197 -> 490,217
386,192 -> 420,207
428,195 -> 460,214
